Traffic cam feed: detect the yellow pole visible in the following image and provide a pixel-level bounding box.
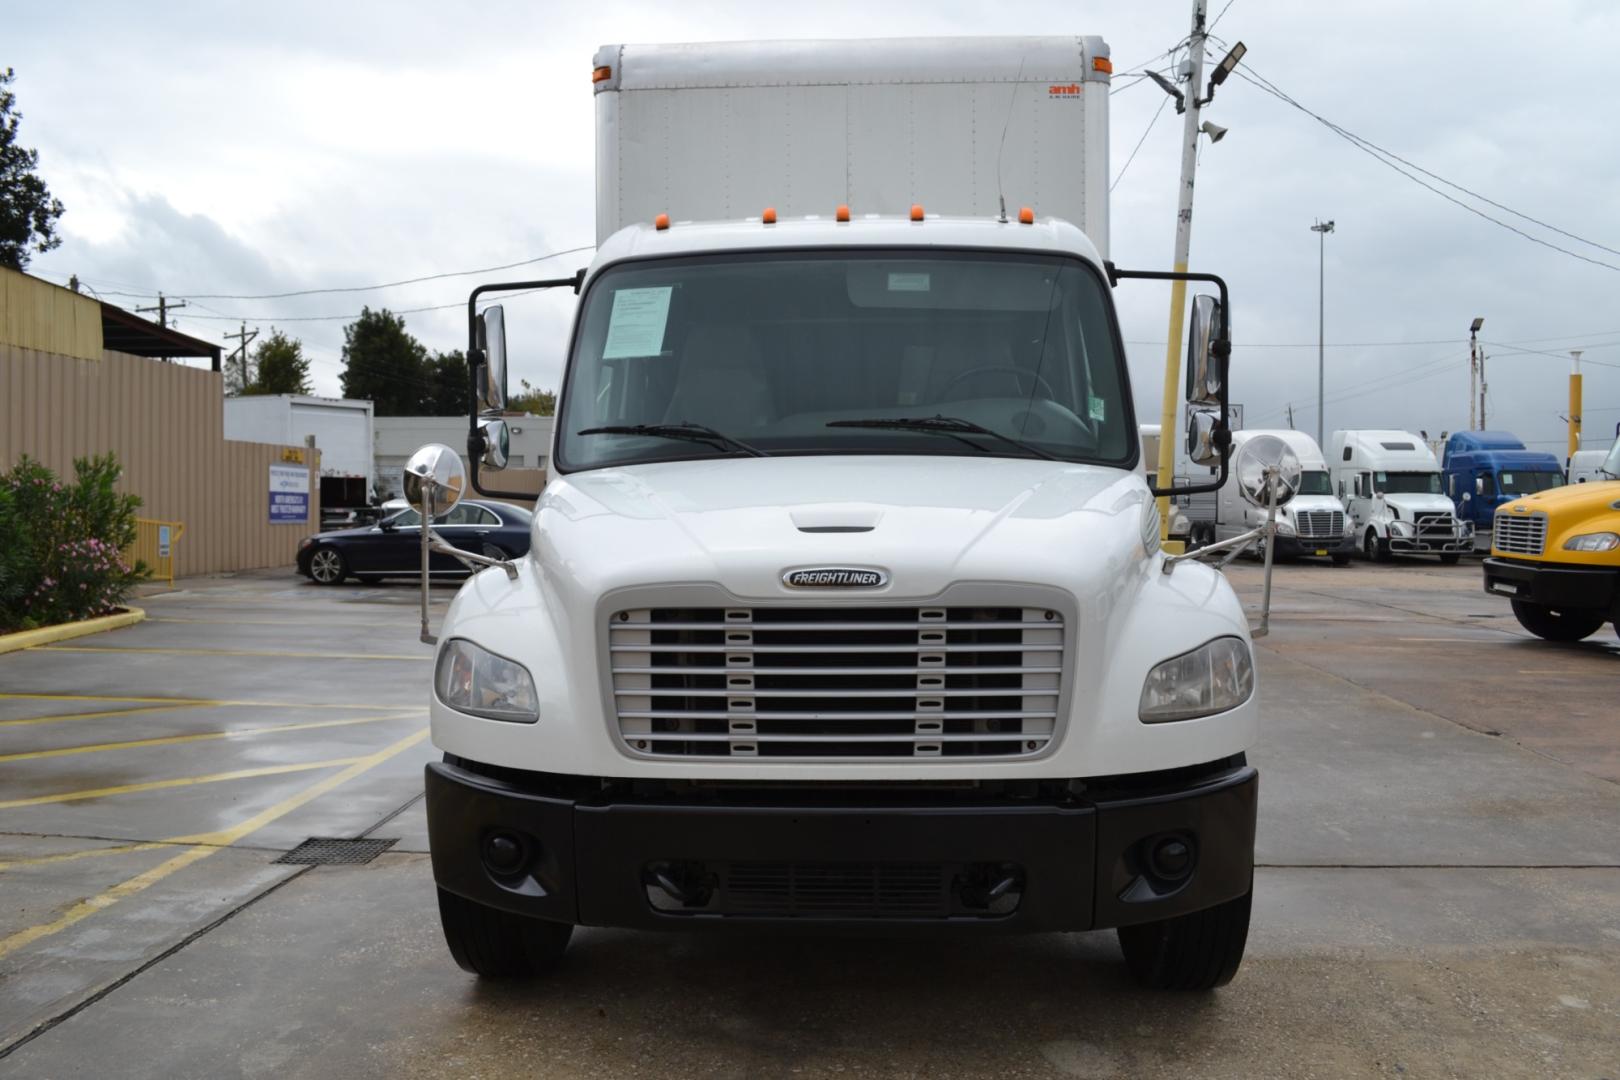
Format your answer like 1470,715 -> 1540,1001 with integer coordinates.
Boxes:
1156,269 -> 1190,550
1569,373 -> 1582,460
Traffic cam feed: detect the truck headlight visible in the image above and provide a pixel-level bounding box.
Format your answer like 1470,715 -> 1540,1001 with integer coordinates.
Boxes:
1389,520 -> 1414,537
1275,519 -> 1296,536
435,639 -> 539,723
1564,531 -> 1619,552
1139,636 -> 1254,723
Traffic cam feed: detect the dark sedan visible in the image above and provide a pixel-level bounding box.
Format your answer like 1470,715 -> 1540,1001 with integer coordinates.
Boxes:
296,500 -> 533,585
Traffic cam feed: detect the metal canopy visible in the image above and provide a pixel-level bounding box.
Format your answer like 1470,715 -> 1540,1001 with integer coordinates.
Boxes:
99,302 -> 223,368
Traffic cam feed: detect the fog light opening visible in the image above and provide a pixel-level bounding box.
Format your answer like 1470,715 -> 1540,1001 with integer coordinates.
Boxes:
1147,833 -> 1196,884
480,830 -> 532,877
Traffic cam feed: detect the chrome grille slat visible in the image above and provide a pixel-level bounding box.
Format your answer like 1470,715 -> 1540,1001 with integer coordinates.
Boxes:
1294,510 -> 1345,539
1493,512 -> 1546,556
610,604 -> 1065,761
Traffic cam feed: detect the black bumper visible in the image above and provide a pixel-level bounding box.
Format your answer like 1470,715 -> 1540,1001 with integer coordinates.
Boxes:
1484,557 -> 1619,611
426,759 -> 1257,934
1274,533 -> 1355,557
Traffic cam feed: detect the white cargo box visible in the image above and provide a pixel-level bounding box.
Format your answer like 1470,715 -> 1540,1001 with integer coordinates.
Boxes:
224,394 -> 375,485
593,36 -> 1111,255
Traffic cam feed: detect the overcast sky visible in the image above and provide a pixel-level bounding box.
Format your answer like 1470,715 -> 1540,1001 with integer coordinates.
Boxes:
11,0 -> 1620,457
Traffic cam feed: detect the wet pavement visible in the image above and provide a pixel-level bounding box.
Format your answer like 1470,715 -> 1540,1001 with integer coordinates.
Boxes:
0,561 -> 1616,1078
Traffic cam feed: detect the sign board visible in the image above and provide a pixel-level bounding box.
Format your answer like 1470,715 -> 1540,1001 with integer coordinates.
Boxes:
157,525 -> 171,558
269,464 -> 309,524
280,447 -> 306,464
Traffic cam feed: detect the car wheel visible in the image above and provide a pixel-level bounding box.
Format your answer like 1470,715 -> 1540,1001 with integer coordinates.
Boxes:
308,547 -> 347,585
1117,887 -> 1252,991
1438,553 -> 1461,565
436,887 -> 572,977
1509,600 -> 1606,642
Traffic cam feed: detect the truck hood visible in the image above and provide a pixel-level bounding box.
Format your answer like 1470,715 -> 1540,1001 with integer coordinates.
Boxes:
533,455 -> 1147,601
1501,479 -> 1620,516
1383,493 -> 1455,516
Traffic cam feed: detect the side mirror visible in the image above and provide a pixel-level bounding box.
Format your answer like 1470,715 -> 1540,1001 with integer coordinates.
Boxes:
1474,476 -> 1486,496
404,443 -> 467,518
1235,434 -> 1302,509
478,416 -> 511,471
1185,406 -> 1221,466
476,306 -> 508,414
1184,294 -> 1227,406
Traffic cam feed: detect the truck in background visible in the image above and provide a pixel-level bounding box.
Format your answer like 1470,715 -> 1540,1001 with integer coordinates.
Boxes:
1484,429 -> 1620,642
1440,431 -> 1563,548
224,394 -> 376,523
1567,448 -> 1612,484
1138,424 -> 1191,545
1190,429 -> 1353,564
1330,429 -> 1472,562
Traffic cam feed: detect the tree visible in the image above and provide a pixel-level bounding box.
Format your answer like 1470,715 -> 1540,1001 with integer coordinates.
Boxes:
339,307 -> 428,415
250,329 -> 312,395
425,350 -> 469,415
0,69 -> 64,271
510,378 -> 556,416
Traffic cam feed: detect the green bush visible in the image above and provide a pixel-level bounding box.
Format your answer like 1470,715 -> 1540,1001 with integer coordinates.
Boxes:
0,455 -> 149,632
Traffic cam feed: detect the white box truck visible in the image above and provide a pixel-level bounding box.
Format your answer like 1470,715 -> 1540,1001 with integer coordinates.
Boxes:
224,394 -> 376,515
417,36 -> 1260,991
1190,429 -> 1354,563
1330,429 -> 1472,562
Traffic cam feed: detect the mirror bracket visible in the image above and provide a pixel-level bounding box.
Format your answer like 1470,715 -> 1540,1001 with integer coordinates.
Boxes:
427,530 -> 519,581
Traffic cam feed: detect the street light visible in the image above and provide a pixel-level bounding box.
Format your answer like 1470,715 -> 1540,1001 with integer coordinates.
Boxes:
1310,220 -> 1335,447
1469,317 -> 1484,430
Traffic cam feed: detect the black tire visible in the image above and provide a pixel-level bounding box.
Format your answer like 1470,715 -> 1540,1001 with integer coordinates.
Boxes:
1509,600 -> 1606,643
1330,553 -> 1350,566
1363,530 -> 1389,563
1117,888 -> 1252,991
436,887 -> 572,977
1438,554 -> 1461,566
307,546 -> 348,585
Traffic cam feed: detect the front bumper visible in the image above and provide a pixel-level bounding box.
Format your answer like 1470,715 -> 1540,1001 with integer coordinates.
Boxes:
1389,530 -> 1473,554
1273,532 -> 1355,557
1483,557 -> 1620,611
426,757 -> 1257,933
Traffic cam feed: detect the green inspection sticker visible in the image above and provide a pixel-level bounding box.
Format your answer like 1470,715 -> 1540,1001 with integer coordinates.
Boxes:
1088,395 -> 1107,421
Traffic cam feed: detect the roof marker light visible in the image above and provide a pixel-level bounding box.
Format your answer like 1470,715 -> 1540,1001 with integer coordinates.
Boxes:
836,204 -> 850,223
1092,57 -> 1113,74
592,65 -> 612,83
910,204 -> 925,222
654,213 -> 669,231
1018,207 -> 1035,225
762,207 -> 777,224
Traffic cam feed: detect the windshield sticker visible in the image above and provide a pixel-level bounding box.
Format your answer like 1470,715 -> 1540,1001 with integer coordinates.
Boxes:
887,272 -> 931,293
1088,394 -> 1107,422
602,286 -> 673,358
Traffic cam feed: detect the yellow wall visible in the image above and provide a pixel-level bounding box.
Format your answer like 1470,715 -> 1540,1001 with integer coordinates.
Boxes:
0,267 -> 104,361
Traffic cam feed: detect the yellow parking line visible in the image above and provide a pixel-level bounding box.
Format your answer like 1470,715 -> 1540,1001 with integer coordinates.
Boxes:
32,645 -> 428,660
0,727 -> 430,960
0,710 -> 425,764
0,842 -> 170,872
0,693 -> 222,705
0,757 -> 363,810
0,694 -> 423,729
0,702 -> 214,728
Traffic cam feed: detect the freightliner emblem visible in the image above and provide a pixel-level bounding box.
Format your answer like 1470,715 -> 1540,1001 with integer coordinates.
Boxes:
782,567 -> 889,589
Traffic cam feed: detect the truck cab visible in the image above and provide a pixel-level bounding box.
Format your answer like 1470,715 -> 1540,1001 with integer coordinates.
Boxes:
417,35 -> 1259,992
1440,430 -> 1564,547
1484,432 -> 1620,642
1195,429 -> 1353,563
1330,429 -> 1472,562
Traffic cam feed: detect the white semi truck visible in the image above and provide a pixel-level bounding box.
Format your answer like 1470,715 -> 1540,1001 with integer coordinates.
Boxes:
1330,429 -> 1473,562
414,36 -> 1262,991
1192,429 -> 1354,563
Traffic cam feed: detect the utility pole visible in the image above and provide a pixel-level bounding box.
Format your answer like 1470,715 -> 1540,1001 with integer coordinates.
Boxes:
1153,0 -> 1210,547
223,322 -> 259,392
135,291 -> 187,328
1569,350 -> 1583,458
1477,345 -> 1487,430
1285,403 -> 1295,429
1468,317 -> 1483,431
1311,220 -> 1334,446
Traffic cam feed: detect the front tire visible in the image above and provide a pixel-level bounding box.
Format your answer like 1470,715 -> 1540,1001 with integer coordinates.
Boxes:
1438,553 -> 1461,566
1117,888 -> 1252,991
1363,530 -> 1389,563
307,547 -> 347,585
437,887 -> 572,977
1330,552 -> 1351,566
1509,600 -> 1606,643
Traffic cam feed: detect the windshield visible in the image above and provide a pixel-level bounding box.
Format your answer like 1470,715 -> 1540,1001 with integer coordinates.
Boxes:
555,251 -> 1133,471
1497,470 -> 1563,495
1375,471 -> 1441,495
1602,436 -> 1620,478
1297,470 -> 1333,496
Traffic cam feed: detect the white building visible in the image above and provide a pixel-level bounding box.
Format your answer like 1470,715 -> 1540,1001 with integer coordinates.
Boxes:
373,415 -> 554,499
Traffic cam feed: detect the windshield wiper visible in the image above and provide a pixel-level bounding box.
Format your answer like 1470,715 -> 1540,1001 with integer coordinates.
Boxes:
576,422 -> 769,458
826,415 -> 1059,461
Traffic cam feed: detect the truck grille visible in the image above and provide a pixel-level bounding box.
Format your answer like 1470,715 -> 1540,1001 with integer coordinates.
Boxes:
1413,512 -> 1459,541
1294,510 -> 1345,539
1493,512 -> 1547,556
609,606 -> 1064,760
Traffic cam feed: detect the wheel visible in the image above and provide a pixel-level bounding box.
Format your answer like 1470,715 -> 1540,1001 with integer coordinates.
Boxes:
436,887 -> 572,977
307,546 -> 348,585
1438,553 -> 1461,566
1330,553 -> 1350,566
1363,530 -> 1389,563
1509,600 -> 1606,643
1117,888 -> 1252,991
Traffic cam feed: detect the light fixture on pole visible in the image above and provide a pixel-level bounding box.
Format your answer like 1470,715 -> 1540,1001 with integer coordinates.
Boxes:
1469,317 -> 1484,430
1310,220 -> 1335,447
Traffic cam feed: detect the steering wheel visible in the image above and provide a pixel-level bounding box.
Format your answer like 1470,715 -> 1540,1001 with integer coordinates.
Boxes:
942,365 -> 1058,402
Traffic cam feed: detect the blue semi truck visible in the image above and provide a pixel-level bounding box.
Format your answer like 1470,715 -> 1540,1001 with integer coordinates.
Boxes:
1441,431 -> 1565,548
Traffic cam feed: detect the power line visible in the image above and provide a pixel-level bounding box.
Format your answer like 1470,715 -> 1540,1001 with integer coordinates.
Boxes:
1112,94 -> 1171,191
1207,0 -> 1238,33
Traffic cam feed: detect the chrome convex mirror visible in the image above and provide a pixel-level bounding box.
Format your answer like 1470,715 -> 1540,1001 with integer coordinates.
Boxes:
1185,406 -> 1222,466
1185,294 -> 1226,406
1235,434 -> 1302,509
477,306 -> 508,414
478,416 -> 510,471
403,443 -> 467,517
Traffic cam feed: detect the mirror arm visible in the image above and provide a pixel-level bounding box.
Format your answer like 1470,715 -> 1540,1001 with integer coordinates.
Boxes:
426,530 -> 519,581
463,270 -> 586,501
1106,264 -> 1234,498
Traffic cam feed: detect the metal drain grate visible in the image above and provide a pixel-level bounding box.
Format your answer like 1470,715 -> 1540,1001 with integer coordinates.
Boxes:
273,837 -> 397,866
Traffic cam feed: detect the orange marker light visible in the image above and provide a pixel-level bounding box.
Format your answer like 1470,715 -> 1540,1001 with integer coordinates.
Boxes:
592,65 -> 612,83
762,207 -> 777,224
1018,206 -> 1035,225
654,213 -> 670,231
910,204 -> 925,222
1092,57 -> 1113,74
835,204 -> 850,222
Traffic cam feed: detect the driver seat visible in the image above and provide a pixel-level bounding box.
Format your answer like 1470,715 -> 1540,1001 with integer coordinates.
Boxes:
662,324 -> 775,429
